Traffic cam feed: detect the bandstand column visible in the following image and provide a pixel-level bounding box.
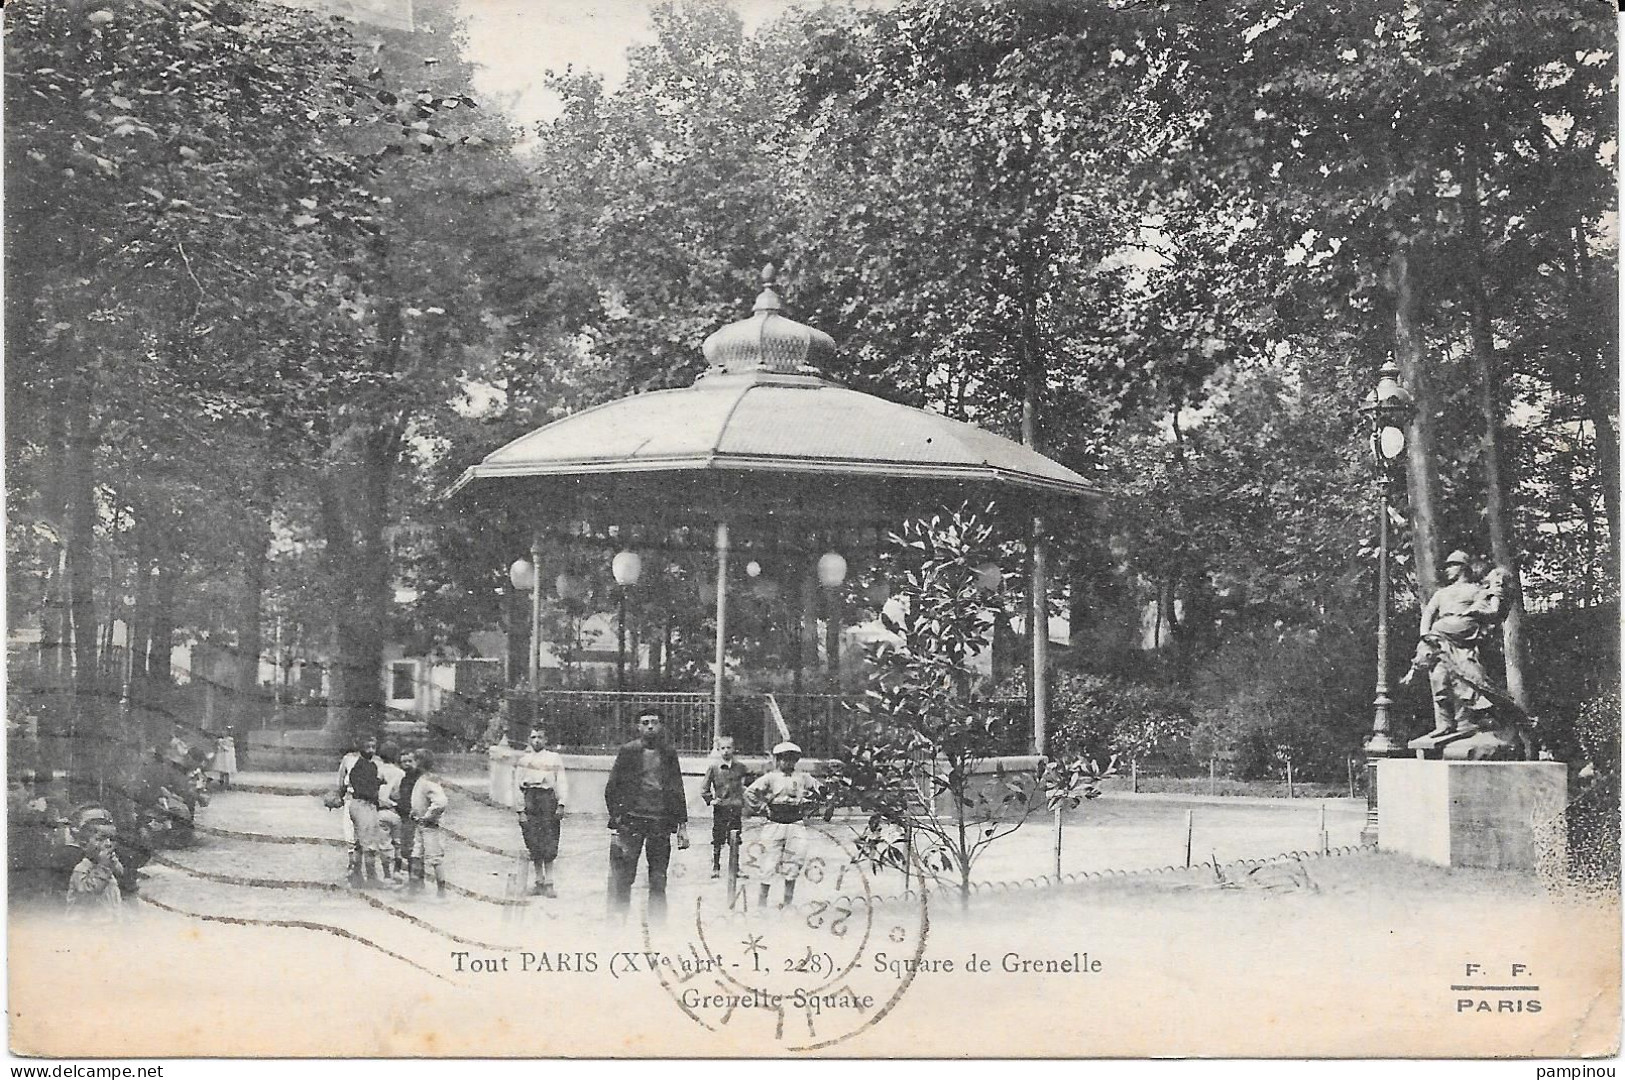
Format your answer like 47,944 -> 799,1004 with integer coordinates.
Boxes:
713,521 -> 729,741
1031,515 -> 1050,756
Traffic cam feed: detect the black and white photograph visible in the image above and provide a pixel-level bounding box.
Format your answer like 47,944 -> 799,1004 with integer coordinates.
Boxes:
4,0 -> 1620,1060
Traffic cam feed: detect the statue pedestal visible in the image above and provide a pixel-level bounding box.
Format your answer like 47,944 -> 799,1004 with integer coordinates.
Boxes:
1407,726 -> 1521,761
1406,729 -> 1476,757
1377,759 -> 1567,871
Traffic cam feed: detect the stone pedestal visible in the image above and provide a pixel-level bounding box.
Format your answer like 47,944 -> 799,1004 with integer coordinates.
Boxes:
1377,759 -> 1567,871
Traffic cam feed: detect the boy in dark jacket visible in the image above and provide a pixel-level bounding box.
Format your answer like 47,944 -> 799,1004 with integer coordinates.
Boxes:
604,709 -> 689,919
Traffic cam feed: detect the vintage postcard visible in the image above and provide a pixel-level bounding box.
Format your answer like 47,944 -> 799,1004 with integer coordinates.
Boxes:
6,0 -> 1620,1061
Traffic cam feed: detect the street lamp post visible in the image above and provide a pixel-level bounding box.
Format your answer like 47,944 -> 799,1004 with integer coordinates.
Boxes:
817,550 -> 846,687
508,540 -> 542,696
1359,359 -> 1415,845
612,550 -> 642,695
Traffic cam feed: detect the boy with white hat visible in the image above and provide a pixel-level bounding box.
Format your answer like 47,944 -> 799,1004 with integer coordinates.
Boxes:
744,741 -> 819,909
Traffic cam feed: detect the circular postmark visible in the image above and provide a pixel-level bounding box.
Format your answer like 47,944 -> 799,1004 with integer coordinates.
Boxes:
640,817 -> 930,1051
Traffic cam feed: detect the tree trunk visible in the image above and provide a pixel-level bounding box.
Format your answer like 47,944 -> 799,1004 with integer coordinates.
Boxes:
1067,567 -> 1088,659
504,588 -> 528,688
43,548 -> 69,686
313,256 -> 416,741
62,374 -> 101,787
319,435 -> 395,740
991,612 -> 1020,684
127,526 -> 154,748
1584,393 -> 1621,581
233,524 -> 268,733
1570,225 -> 1622,578
100,613 -> 116,684
786,566 -> 805,696
645,612 -> 663,683
956,801 -> 971,912
1157,580 -> 1182,654
1164,414 -> 1198,679
130,530 -> 155,684
37,405 -> 71,690
146,556 -> 177,685
799,563 -> 819,692
1386,243 -> 1446,598
1461,142 -> 1531,709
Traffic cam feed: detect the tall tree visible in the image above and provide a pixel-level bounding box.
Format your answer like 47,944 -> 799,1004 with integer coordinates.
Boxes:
1144,0 -> 1617,712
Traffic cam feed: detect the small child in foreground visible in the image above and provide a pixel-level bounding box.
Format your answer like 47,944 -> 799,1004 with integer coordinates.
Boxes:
66,825 -> 124,921
408,749 -> 449,899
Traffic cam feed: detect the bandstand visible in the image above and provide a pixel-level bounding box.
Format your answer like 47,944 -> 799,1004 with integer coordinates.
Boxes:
449,268 -> 1103,760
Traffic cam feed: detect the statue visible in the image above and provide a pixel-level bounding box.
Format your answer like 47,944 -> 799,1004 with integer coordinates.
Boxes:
1400,550 -> 1532,760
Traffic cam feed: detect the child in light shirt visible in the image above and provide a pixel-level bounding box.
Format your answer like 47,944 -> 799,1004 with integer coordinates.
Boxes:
408,749 -> 449,899
744,741 -> 819,910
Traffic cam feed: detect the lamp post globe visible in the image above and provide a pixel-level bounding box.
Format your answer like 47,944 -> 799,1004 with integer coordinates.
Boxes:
1363,359 -> 1415,467
612,550 -> 643,587
508,558 -> 536,591
817,551 -> 847,588
973,562 -> 1004,594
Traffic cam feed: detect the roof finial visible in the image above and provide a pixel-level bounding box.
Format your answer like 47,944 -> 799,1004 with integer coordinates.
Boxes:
753,260 -> 783,314
701,258 -> 837,376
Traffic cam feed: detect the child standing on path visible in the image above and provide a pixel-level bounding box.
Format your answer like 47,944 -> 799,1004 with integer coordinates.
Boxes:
396,749 -> 421,888
514,725 -> 569,897
408,749 -> 449,899
375,742 -> 406,884
701,736 -> 748,879
744,741 -> 819,910
207,728 -> 237,790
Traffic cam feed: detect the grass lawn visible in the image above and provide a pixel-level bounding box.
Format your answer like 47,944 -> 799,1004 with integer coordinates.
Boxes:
1100,774 -> 1357,799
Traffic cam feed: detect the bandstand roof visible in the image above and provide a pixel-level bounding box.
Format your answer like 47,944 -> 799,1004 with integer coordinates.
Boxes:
448,272 -> 1103,522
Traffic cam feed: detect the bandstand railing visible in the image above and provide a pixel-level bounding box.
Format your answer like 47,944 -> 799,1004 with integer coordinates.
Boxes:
514,689 -> 1033,758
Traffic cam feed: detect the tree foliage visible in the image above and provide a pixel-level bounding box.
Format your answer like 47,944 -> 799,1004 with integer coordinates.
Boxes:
825,506 -> 1041,906
6,0 -> 1614,789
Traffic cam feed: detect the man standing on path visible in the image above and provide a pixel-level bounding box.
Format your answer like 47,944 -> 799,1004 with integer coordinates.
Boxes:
701,736 -> 747,879
343,734 -> 386,887
515,724 -> 569,897
604,709 -> 688,920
